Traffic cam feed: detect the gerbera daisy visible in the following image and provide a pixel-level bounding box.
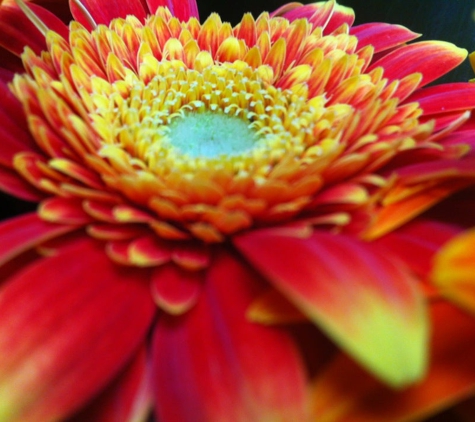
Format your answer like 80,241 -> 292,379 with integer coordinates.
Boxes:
1,0 -> 475,420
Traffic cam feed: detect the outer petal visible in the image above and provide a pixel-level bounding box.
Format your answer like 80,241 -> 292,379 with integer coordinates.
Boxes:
310,302 -> 475,422
406,83 -> 475,116
374,219 -> 460,278
0,3 -> 46,55
0,213 -> 77,267
432,228 -> 475,314
234,228 -> 428,388
153,249 -> 308,422
68,345 -> 152,422
350,23 -> 420,54
69,0 -> 147,28
369,41 -> 467,88
146,0 -> 199,20
0,238 -> 156,421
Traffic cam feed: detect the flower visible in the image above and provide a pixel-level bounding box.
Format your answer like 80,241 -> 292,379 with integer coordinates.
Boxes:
1,0 -> 475,420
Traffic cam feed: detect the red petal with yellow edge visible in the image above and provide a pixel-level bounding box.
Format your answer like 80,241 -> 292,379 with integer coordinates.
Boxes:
152,250 -> 308,422
68,345 -> 152,422
0,212 -> 77,268
0,238 -> 155,422
322,3 -> 355,34
146,0 -> 199,20
39,197 -> 94,225
310,302 -> 475,422
369,41 -> 467,88
407,83 -> 475,116
69,0 -> 147,29
235,228 -> 428,388
432,228 -> 475,314
151,263 -> 203,315
351,23 -> 419,54
374,219 -> 459,278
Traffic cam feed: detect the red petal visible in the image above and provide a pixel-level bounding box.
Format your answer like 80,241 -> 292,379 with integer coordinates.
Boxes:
146,0 -> 199,20
0,212 -> 76,267
432,228 -> 475,314
374,219 -> 459,278
0,80 -> 37,166
152,250 -> 308,422
0,238 -> 155,421
151,263 -> 203,315
0,3 -> 46,55
68,346 -> 152,422
369,41 -> 467,88
69,0 -> 147,29
323,3 -> 355,34
235,228 -> 428,387
39,197 -> 94,225
0,165 -> 44,201
26,2 -> 69,39
406,83 -> 475,116
351,23 -> 420,54
311,302 -> 475,422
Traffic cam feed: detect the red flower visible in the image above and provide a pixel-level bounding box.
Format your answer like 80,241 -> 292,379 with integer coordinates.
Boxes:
1,0 -> 475,420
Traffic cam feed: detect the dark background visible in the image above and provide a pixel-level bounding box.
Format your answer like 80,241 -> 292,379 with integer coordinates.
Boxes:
2,0 -> 475,220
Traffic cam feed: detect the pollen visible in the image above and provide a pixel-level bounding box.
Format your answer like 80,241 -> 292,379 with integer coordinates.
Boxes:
10,7 -> 435,245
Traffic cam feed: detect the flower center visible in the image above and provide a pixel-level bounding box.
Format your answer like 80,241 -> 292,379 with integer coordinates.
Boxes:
166,112 -> 257,158
11,9 -> 434,244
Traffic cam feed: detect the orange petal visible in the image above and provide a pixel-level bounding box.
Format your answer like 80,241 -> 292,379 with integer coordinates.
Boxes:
432,228 -> 475,314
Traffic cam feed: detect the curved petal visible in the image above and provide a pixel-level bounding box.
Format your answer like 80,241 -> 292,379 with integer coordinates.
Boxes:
0,212 -> 77,268
369,41 -> 467,88
0,80 -> 37,166
151,263 -> 203,315
322,3 -> 354,34
0,165 -> 44,200
351,23 -> 420,54
432,228 -> 475,314
146,0 -> 199,20
310,302 -> 475,422
270,1 -> 354,34
374,219 -> 460,278
0,238 -> 156,422
68,345 -> 152,422
152,250 -> 308,422
235,228 -> 428,388
406,83 -> 475,116
0,3 -> 46,55
69,0 -> 147,28
26,2 -> 69,39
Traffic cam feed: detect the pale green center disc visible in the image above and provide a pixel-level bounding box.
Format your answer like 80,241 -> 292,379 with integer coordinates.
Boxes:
167,112 -> 257,158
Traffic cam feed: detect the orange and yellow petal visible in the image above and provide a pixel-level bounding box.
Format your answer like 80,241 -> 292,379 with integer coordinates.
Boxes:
235,227 -> 428,388
310,302 -> 475,422
432,227 -> 475,314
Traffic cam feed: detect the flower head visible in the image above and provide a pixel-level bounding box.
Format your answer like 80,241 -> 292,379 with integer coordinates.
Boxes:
1,0 -> 475,420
